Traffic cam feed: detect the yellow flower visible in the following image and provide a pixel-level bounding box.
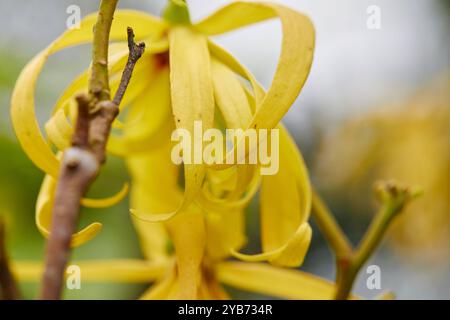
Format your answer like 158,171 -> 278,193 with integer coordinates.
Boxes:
15,188 -> 342,300
314,73 -> 450,260
11,0 -> 317,298
11,1 -> 314,266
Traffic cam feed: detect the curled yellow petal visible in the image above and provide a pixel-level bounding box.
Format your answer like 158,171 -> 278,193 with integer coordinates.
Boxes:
80,183 -> 129,208
11,10 -> 168,177
131,26 -> 214,222
127,141 -> 179,262
36,172 -> 128,247
107,66 -> 172,156
208,41 -> 265,106
231,126 -> 312,267
36,174 -> 102,247
197,168 -> 260,214
231,223 -> 311,267
45,109 -> 73,150
197,2 -> 315,169
211,58 -> 252,128
197,2 -> 314,128
49,45 -> 163,154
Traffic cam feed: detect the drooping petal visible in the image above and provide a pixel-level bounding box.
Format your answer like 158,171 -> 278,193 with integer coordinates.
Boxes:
131,26 -> 214,222
139,268 -> 178,299
196,2 -> 314,168
36,174 -> 101,247
211,58 -> 252,128
205,210 -> 246,260
52,39 -> 168,119
196,2 -> 314,128
36,172 -> 128,247
107,66 -> 172,157
80,183 -> 129,208
217,262 -> 345,300
13,259 -> 169,283
127,141 -> 180,262
195,58 -> 260,213
46,46 -> 163,154
231,126 -> 312,267
11,10 -> 168,177
197,169 -> 259,214
167,208 -> 206,299
208,41 -> 265,106
45,109 -> 73,150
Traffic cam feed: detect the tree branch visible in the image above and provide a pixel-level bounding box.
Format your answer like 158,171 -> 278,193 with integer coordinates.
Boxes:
40,0 -> 144,299
0,218 -> 21,300
89,0 -> 119,101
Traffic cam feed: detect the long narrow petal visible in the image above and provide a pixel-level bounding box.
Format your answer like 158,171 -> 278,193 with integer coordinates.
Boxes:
231,126 -> 312,267
51,40 -> 169,137
131,26 -> 214,222
127,141 -> 179,262
13,259 -> 169,283
11,10 -> 168,177
208,41 -> 265,113
205,210 -> 246,261
196,2 -> 314,169
36,174 -> 101,247
167,208 -> 206,299
45,47 -> 162,155
36,172 -> 127,247
196,58 -> 260,214
211,58 -> 252,128
217,262 -> 340,300
196,2 -> 314,128
107,66 -> 172,157
139,268 -> 178,299
80,183 -> 129,208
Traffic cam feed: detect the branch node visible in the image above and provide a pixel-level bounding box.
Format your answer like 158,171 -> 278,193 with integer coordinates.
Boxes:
113,27 -> 146,106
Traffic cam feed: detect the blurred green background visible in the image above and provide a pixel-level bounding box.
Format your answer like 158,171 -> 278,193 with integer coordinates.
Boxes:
0,0 -> 449,299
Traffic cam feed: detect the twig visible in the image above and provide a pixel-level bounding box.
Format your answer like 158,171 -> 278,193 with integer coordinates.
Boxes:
113,27 -> 146,106
311,191 -> 352,257
40,0 -> 145,299
0,218 -> 21,300
333,181 -> 421,300
312,182 -> 420,300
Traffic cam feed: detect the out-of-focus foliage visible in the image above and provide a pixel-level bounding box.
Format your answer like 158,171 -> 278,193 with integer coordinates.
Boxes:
315,74 -> 450,260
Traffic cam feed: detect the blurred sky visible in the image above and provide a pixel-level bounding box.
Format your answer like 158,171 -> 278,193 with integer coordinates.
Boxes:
0,0 -> 448,299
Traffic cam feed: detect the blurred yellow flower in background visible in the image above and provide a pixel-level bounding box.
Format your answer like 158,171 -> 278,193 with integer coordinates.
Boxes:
314,73 -> 450,260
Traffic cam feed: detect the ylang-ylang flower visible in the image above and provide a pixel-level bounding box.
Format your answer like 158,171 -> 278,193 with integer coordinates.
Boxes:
11,0 -> 320,298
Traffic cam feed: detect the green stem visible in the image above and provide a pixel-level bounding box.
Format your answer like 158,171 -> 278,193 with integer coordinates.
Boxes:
162,0 -> 191,24
312,182 -> 420,300
334,201 -> 398,300
352,203 -> 397,272
311,191 -> 353,257
89,0 -> 119,101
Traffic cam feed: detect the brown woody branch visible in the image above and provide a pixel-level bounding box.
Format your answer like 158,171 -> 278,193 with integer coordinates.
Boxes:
0,218 -> 21,300
40,8 -> 145,298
